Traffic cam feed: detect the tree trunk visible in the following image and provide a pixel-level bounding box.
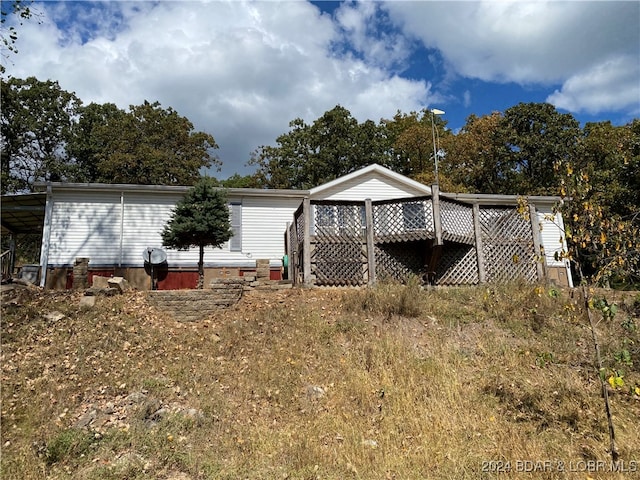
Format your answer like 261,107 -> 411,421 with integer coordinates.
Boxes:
197,245 -> 204,289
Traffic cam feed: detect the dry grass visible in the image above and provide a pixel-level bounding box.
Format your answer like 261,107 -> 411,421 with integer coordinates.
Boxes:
1,282 -> 639,479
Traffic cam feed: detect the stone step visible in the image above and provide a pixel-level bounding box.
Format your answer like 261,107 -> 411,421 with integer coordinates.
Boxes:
146,288 -> 242,321
145,278 -> 294,321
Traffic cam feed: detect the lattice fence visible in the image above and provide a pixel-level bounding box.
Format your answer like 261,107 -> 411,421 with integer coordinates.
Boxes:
313,242 -> 366,286
290,196 -> 542,287
435,243 -> 479,285
440,200 -> 475,245
311,203 -> 367,286
375,241 -> 427,282
295,204 -> 306,244
290,204 -> 306,284
373,197 -> 434,243
480,207 -> 538,283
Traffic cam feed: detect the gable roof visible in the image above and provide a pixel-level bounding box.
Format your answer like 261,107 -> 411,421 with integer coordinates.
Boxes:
309,163 -> 432,199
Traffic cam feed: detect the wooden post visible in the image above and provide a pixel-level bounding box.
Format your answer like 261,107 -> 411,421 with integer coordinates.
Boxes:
8,234 -> 16,278
283,221 -> 291,282
284,221 -> 290,260
287,223 -> 294,285
529,203 -> 545,282
473,203 -> 487,284
291,222 -> 299,285
365,198 -> 376,286
431,184 -> 442,246
302,197 -> 312,287
39,184 -> 54,288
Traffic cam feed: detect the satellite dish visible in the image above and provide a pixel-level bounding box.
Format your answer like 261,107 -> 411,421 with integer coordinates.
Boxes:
143,247 -> 167,265
143,248 -> 168,291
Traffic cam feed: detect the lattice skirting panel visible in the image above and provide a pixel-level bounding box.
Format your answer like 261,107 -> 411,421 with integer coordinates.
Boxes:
374,241 -> 427,283
312,241 -> 367,286
483,241 -> 538,283
435,242 -> 479,285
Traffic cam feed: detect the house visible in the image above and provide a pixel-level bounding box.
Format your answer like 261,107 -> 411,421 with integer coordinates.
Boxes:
28,182 -> 307,289
1,164 -> 572,289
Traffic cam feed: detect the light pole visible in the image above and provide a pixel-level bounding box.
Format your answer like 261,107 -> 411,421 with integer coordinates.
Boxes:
430,108 -> 445,184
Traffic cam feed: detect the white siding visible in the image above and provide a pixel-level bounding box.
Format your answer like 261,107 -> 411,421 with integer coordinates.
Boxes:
48,191 -> 122,266
536,206 -> 569,268
313,173 -> 429,201
46,190 -> 300,268
537,206 -> 573,288
120,192 -> 181,266
240,196 -> 301,264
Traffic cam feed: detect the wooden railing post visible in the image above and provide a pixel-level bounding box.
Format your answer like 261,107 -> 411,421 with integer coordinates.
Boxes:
365,198 -> 376,286
473,203 -> 487,284
284,221 -> 291,283
529,203 -> 545,282
302,197 -> 312,287
431,184 -> 442,246
290,222 -> 299,286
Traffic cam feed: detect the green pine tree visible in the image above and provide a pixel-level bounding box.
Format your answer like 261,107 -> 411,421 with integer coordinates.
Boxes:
161,178 -> 233,289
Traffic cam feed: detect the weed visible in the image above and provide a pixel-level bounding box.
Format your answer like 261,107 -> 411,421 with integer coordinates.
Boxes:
331,316 -> 367,335
44,428 -> 96,466
343,275 -> 424,319
621,315 -> 637,333
590,296 -> 618,319
614,348 -> 633,368
535,351 -> 555,367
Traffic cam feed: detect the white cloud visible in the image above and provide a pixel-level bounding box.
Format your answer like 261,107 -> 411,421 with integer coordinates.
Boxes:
384,1 -> 638,83
383,0 -> 640,114
547,55 -> 640,115
3,1 -> 433,178
334,1 -> 411,70
462,90 -> 471,109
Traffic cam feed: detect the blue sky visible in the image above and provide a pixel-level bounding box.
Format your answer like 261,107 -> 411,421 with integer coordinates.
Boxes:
3,1 -> 639,179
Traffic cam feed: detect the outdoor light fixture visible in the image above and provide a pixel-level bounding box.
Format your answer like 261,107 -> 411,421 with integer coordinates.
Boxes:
430,108 -> 445,184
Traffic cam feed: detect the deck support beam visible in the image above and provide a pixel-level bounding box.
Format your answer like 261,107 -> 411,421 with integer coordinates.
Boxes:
302,197 -> 312,287
431,184 -> 442,246
473,203 -> 486,284
364,198 -> 376,286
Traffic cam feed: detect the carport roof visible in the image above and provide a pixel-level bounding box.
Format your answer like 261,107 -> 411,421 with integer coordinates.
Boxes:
1,193 -> 47,235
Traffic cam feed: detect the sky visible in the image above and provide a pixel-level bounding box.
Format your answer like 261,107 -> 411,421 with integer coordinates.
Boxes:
3,0 -> 639,180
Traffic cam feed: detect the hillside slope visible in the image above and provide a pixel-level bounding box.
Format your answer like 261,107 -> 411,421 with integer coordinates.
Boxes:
1,282 -> 639,479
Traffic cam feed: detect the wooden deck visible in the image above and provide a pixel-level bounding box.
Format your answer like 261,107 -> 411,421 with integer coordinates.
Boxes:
287,194 -> 544,287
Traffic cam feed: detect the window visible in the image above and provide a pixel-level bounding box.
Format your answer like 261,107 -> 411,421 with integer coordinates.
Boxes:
314,204 -> 365,236
338,205 -> 365,235
229,202 -> 242,251
316,205 -> 336,228
403,202 -> 426,230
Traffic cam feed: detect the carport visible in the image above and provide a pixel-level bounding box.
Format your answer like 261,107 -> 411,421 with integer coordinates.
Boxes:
1,193 -> 47,283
